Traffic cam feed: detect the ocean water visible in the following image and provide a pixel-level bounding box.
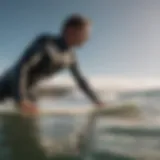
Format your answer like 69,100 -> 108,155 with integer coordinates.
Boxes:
0,90 -> 160,160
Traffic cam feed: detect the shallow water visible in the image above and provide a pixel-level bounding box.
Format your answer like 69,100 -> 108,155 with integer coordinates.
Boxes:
0,113 -> 160,160
0,114 -> 136,160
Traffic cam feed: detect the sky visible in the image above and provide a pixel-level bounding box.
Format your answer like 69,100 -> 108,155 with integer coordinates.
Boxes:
0,0 -> 160,79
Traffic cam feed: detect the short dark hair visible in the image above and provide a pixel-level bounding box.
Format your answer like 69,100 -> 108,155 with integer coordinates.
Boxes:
62,14 -> 91,34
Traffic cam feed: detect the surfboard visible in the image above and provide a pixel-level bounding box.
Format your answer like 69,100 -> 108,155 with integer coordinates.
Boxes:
0,103 -> 139,117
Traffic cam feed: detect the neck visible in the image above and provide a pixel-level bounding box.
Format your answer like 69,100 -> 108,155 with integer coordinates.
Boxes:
62,34 -> 74,48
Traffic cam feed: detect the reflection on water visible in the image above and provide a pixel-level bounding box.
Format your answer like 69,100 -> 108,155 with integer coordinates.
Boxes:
1,107 -> 160,160
0,114 -> 135,160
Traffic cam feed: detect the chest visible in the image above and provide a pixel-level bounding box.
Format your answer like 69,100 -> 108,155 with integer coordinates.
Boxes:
50,51 -> 74,67
46,44 -> 74,67
32,51 -> 74,78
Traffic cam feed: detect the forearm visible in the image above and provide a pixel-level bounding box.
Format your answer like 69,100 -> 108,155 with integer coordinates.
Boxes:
13,67 -> 30,104
13,34 -> 47,103
70,63 -> 101,105
76,76 -> 101,104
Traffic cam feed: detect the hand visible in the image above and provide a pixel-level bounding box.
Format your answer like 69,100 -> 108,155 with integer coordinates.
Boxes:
20,100 -> 38,116
95,102 -> 106,108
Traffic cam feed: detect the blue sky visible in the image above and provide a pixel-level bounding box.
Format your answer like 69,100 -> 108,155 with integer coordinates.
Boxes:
0,0 -> 160,77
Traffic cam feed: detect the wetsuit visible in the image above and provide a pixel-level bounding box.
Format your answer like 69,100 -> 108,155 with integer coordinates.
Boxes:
0,34 -> 100,105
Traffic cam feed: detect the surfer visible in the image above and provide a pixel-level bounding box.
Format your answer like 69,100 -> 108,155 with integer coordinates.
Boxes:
0,14 -> 104,114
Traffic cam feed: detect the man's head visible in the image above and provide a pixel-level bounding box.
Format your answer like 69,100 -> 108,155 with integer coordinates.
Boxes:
62,14 -> 91,47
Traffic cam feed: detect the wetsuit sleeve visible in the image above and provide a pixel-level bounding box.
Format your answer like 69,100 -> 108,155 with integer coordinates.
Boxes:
70,62 -> 101,105
14,34 -> 49,102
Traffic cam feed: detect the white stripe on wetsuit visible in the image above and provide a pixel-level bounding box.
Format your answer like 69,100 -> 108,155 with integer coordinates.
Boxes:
19,53 -> 42,100
45,43 -> 75,67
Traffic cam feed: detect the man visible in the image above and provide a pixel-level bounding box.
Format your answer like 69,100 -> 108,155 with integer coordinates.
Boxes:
0,14 -> 104,114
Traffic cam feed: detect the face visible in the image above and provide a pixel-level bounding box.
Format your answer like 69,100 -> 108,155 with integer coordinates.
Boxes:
69,24 -> 91,46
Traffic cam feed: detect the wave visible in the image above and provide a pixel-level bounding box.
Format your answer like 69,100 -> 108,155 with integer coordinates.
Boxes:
103,126 -> 160,137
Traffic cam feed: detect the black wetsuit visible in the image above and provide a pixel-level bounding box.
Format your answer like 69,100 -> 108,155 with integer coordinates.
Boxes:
0,34 -> 100,104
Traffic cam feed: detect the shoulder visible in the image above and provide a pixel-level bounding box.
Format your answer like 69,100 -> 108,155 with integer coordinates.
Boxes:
69,49 -> 78,64
34,33 -> 56,43
72,49 -> 78,58
22,33 -> 56,58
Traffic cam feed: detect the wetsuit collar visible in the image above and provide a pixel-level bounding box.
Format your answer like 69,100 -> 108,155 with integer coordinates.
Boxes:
56,36 -> 69,51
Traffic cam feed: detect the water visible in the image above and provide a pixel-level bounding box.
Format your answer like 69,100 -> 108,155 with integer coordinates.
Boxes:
0,114 -> 135,160
1,90 -> 160,160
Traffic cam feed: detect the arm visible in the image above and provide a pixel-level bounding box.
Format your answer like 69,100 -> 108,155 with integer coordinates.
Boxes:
70,62 -> 101,105
13,34 -> 49,104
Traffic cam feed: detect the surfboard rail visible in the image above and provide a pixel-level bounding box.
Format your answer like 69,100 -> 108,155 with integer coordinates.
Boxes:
0,103 -> 139,117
